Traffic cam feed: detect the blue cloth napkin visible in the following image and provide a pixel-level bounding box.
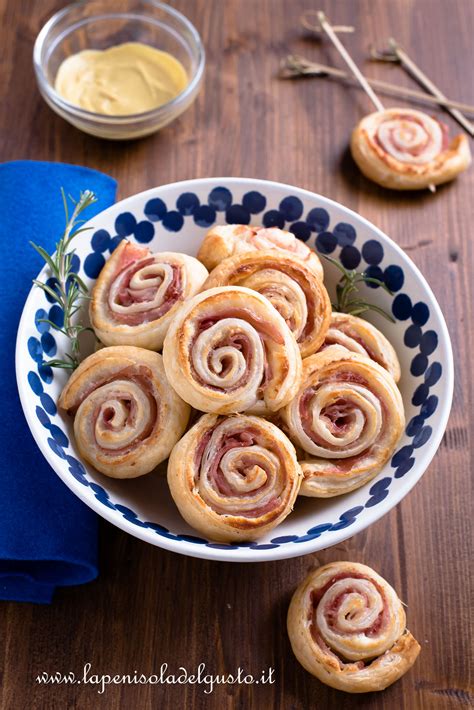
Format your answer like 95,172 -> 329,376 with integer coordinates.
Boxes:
0,161 -> 117,603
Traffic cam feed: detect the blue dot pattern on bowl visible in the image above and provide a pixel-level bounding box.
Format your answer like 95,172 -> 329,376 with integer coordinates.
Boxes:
176,192 -> 200,216
26,187 -> 440,551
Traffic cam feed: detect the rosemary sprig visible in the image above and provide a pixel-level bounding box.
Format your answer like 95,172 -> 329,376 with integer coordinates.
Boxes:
31,189 -> 98,370
321,254 -> 395,323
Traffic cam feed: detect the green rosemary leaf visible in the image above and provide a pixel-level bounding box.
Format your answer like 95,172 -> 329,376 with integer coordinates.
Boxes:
321,252 -> 395,323
64,251 -> 73,269
61,187 -> 69,224
66,284 -> 79,306
362,304 -> 396,323
30,243 -> 58,276
37,318 -> 67,335
67,272 -> 89,293
45,359 -> 76,370
31,189 -> 98,371
320,254 -> 349,276
346,307 -> 370,317
70,226 -> 93,237
347,301 -> 395,323
32,279 -> 62,304
361,275 -> 394,295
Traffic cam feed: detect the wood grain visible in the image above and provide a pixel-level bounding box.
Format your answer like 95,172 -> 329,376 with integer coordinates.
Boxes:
0,1 -> 473,708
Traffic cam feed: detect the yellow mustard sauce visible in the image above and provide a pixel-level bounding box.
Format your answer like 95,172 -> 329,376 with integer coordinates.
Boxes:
54,42 -> 188,115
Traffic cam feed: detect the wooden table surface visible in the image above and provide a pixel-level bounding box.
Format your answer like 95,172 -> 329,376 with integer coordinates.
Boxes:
1,1 -> 472,708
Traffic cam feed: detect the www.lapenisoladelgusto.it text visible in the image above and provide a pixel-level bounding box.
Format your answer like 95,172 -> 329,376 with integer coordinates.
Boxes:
35,662 -> 276,695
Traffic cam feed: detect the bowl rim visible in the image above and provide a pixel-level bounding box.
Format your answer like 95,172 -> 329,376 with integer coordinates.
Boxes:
33,0 -> 206,123
16,177 -> 454,562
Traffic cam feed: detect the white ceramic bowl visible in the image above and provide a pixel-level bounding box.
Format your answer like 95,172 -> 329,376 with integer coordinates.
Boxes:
16,178 -> 453,561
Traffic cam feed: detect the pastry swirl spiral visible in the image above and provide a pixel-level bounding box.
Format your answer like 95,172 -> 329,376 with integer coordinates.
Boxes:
58,346 -> 190,478
197,224 -> 323,278
287,561 -> 420,693
162,286 -> 302,414
203,251 -> 331,358
90,240 -> 208,350
351,108 -> 471,190
282,345 -> 404,497
323,313 -> 400,382
168,413 -> 302,541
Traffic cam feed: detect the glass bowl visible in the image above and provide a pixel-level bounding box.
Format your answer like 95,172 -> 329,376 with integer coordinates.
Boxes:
33,0 -> 205,140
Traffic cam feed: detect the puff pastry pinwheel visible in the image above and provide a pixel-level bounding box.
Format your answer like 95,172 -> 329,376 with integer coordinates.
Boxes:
168,413 -> 302,541
197,224 -> 323,278
282,345 -> 404,497
58,346 -> 190,478
323,312 -> 400,382
203,251 -> 331,358
351,108 -> 471,190
162,286 -> 302,414
90,240 -> 208,350
287,561 -> 420,693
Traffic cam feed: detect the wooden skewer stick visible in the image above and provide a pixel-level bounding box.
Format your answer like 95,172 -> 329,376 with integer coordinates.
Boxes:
301,10 -> 354,34
374,39 -> 474,138
316,11 -> 385,111
280,56 -> 474,116
315,14 -> 436,192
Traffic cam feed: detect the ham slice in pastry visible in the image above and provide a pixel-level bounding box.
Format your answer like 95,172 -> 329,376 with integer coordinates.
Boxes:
90,240 -> 208,350
287,561 -> 420,692
162,286 -> 302,414
197,224 -> 323,278
168,413 -> 302,541
322,312 -> 400,382
282,345 -> 404,497
203,251 -> 331,358
58,346 -> 190,478
351,108 -> 471,190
